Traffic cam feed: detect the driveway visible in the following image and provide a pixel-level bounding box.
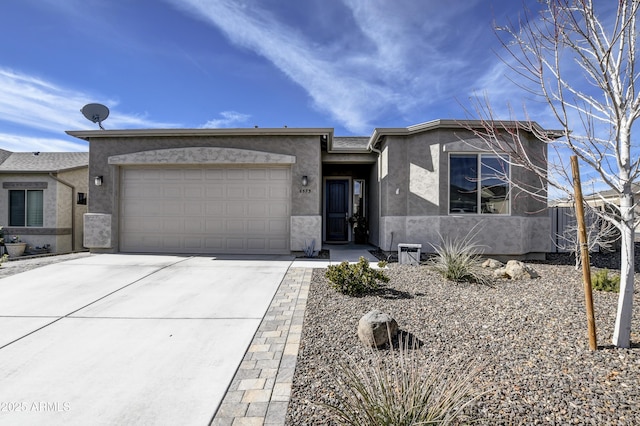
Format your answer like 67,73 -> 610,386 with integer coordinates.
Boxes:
0,254 -> 293,426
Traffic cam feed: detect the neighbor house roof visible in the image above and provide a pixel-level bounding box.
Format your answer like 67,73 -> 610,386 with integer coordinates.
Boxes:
0,151 -> 89,173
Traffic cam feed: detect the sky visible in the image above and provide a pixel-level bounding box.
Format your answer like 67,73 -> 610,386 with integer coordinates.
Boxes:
0,0 -> 547,153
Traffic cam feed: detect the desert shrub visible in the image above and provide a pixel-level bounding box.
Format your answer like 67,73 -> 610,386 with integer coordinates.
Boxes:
429,230 -> 492,286
325,337 -> 484,425
326,257 -> 389,296
591,269 -> 620,292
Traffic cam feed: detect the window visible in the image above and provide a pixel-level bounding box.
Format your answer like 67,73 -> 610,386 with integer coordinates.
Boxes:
449,154 -> 509,214
9,190 -> 44,226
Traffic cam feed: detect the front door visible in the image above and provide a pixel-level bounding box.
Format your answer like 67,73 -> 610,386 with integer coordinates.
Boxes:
326,179 -> 349,242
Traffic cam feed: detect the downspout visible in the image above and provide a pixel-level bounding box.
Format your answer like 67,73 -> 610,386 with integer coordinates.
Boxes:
48,173 -> 76,252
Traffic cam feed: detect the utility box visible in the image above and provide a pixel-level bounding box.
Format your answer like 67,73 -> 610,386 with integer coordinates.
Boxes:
398,243 -> 421,265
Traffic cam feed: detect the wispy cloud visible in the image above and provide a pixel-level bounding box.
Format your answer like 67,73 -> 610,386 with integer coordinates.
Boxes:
201,111 -> 251,128
167,0 -> 491,133
0,68 -> 179,131
0,67 -> 180,151
0,133 -> 87,152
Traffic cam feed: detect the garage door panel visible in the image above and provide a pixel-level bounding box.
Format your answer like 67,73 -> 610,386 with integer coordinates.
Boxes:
184,169 -> 203,180
226,238 -> 245,250
120,166 -> 291,254
184,220 -> 204,233
184,187 -> 203,198
269,187 -> 289,199
226,203 -> 245,216
247,239 -> 266,250
226,169 -> 245,180
269,220 -> 288,233
247,204 -> 267,216
205,169 -> 224,180
248,169 -> 267,180
185,203 -> 203,215
269,204 -> 289,216
205,204 -> 224,215
248,187 -> 268,198
226,187 -> 245,199
163,170 -> 183,180
205,219 -> 224,233
227,221 -> 245,233
268,239 -> 287,250
247,220 -> 266,233
163,202 -> 183,216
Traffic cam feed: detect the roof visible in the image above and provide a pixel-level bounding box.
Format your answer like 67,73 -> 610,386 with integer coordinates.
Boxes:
0,151 -> 89,173
584,182 -> 640,200
329,137 -> 370,153
367,119 -> 564,150
66,127 -> 334,141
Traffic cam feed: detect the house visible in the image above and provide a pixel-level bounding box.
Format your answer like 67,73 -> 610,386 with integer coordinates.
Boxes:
66,119 -> 554,258
0,149 -> 89,254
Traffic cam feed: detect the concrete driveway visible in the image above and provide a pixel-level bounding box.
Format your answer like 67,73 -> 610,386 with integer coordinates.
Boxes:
0,254 -> 293,426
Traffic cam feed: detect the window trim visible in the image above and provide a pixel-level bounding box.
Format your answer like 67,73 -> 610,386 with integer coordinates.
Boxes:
448,152 -> 511,216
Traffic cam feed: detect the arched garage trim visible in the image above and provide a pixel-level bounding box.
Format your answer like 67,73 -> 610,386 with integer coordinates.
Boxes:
108,147 -> 296,165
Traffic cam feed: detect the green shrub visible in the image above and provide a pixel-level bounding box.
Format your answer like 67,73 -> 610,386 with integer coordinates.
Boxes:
326,257 -> 390,296
429,230 -> 492,286
591,269 -> 620,292
325,338 -> 484,425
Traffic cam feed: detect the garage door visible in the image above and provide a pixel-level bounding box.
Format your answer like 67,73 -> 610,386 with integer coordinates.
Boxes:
119,166 -> 291,254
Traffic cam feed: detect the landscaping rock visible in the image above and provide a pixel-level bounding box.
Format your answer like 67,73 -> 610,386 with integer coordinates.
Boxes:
494,260 -> 539,280
482,258 -> 504,269
357,309 -> 398,347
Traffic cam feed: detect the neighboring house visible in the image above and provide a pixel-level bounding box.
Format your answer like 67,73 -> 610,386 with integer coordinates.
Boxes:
0,149 -> 89,254
66,119 -> 555,258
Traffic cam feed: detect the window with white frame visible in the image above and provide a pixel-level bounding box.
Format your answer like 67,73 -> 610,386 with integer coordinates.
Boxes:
449,153 -> 510,214
9,189 -> 44,226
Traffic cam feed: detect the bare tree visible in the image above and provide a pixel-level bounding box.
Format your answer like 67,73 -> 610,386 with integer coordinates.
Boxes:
555,204 -> 620,270
468,0 -> 640,348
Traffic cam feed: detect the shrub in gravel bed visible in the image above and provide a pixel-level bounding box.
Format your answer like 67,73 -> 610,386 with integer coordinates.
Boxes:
326,257 -> 389,296
591,268 -> 620,292
325,337 -> 484,425
429,231 -> 492,286
287,263 -> 640,425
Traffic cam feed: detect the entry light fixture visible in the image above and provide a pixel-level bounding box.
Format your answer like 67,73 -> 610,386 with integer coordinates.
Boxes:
302,175 -> 309,187
94,176 -> 103,186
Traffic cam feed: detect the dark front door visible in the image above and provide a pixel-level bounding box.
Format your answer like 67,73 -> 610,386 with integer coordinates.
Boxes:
326,179 -> 349,242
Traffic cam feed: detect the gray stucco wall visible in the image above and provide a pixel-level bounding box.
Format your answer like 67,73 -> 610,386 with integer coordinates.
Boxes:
375,128 -> 549,256
85,134 -> 322,253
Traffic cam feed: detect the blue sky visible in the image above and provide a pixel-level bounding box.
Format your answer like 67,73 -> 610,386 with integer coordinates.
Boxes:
0,0 -> 547,153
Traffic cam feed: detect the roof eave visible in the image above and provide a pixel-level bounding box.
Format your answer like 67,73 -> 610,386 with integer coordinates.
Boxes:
66,127 -> 335,141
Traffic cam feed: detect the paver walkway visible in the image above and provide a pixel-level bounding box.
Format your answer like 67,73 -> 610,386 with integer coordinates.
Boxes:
211,267 -> 312,426
211,246 -> 376,425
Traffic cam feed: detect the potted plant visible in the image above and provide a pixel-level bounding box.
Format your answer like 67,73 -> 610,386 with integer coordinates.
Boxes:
350,213 -> 369,244
4,235 -> 27,258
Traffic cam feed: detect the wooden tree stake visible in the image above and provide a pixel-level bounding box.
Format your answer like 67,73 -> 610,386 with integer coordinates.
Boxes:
570,156 -> 597,350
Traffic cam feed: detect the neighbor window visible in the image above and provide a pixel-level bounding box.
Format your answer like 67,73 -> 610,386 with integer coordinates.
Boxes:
449,154 -> 509,214
9,190 -> 44,226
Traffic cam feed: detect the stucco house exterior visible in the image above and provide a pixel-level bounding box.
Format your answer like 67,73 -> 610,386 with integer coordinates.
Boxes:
0,149 -> 89,254
67,119 -> 554,258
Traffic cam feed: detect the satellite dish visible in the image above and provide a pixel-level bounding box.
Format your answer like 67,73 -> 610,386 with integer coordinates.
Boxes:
81,103 -> 110,130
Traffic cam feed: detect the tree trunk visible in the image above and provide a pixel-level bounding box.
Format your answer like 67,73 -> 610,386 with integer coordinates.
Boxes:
612,191 -> 635,348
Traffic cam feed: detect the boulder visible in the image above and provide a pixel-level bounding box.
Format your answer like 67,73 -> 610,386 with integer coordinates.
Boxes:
494,260 -> 539,280
482,258 -> 504,269
357,309 -> 398,348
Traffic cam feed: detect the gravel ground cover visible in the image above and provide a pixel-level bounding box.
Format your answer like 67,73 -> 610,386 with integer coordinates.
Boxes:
0,252 -> 91,279
286,262 -> 640,425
